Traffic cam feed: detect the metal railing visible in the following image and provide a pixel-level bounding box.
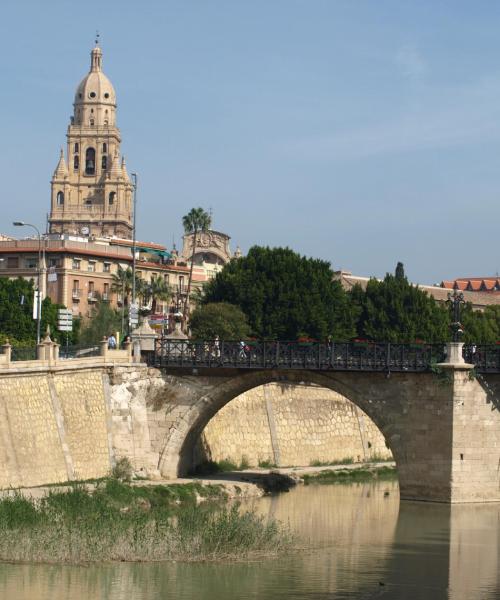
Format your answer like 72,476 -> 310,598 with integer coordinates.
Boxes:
151,340 -> 447,372
11,347 -> 37,361
463,345 -> 500,372
58,344 -> 101,360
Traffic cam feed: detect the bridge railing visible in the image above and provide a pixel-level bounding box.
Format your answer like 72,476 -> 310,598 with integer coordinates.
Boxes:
152,339 -> 447,372
463,344 -> 500,372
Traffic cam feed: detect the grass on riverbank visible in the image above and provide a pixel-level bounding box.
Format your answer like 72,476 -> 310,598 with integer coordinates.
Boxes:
0,479 -> 292,564
302,465 -> 397,485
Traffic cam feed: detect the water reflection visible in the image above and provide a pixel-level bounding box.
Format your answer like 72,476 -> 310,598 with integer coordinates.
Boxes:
0,483 -> 500,599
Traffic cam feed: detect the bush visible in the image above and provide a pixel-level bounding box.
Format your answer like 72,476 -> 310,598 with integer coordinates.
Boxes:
111,457 -> 133,482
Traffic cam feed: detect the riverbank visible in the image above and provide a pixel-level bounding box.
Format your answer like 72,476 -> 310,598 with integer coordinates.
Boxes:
186,460 -> 397,493
0,479 -> 291,565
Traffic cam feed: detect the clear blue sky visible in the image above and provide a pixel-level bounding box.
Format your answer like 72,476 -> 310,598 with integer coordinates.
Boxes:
1,0 -> 500,284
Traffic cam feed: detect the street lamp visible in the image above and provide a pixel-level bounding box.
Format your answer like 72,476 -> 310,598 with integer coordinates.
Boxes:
447,289 -> 465,343
13,221 -> 42,344
130,173 -> 138,330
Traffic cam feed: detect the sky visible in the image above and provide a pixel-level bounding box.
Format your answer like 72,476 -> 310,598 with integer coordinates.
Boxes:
1,0 -> 500,284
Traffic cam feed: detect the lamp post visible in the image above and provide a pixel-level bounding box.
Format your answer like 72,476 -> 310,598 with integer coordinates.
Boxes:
13,221 -> 42,344
447,289 -> 465,343
130,173 -> 138,331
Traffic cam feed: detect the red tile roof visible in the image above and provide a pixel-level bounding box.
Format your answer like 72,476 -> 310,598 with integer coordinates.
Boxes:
441,277 -> 500,292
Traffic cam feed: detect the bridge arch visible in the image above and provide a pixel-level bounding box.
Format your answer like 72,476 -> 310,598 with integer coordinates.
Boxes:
158,369 -> 411,480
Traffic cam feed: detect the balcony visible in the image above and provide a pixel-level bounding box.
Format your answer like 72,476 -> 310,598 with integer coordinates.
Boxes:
72,289 -> 81,300
88,291 -> 98,302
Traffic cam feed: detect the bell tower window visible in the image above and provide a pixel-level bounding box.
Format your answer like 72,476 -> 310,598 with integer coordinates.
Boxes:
74,155 -> 79,170
109,192 -> 116,205
56,191 -> 64,206
85,148 -> 96,175
102,143 -> 107,153
102,155 -> 107,169
74,143 -> 79,153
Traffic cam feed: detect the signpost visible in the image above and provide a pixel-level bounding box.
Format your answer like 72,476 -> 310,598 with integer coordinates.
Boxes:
57,309 -> 73,354
129,303 -> 139,329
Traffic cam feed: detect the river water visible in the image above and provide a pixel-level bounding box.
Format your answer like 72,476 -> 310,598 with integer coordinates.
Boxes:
1,480 -> 500,600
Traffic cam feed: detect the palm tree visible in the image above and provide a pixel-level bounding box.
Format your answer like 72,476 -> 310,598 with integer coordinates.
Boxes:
135,277 -> 151,308
182,207 -> 211,326
111,266 -> 134,305
149,275 -> 172,314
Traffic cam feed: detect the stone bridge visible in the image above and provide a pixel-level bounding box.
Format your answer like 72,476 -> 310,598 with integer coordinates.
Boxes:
135,361 -> 500,503
2,338 -> 500,503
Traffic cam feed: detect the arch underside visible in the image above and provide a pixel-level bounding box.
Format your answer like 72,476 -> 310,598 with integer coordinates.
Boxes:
158,369 -> 417,480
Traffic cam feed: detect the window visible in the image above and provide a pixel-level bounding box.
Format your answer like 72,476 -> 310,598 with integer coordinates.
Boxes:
74,143 -> 79,153
104,119 -> 109,126
89,281 -> 94,292
102,143 -> 107,153
7,257 -> 18,268
164,274 -> 169,285
85,199 -> 92,206
56,191 -> 64,206
104,92 -> 109,99
72,280 -> 80,299
74,155 -> 79,170
48,258 -> 59,268
72,259 -> 81,270
25,258 -> 37,269
89,118 -> 95,126
109,191 -> 115,205
102,155 -> 107,169
179,276 -> 185,292
103,262 -> 111,273
89,92 -> 96,98
88,261 -> 96,272
85,148 -> 95,175
103,283 -> 109,300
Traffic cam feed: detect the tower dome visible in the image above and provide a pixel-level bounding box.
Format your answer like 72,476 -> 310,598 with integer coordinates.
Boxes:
73,44 -> 116,127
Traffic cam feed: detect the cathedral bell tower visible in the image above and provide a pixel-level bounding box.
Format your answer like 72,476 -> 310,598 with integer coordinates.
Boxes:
49,43 -> 134,239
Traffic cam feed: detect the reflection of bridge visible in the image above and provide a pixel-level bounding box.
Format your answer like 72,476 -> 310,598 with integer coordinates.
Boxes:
143,337 -> 500,503
150,339 -> 500,373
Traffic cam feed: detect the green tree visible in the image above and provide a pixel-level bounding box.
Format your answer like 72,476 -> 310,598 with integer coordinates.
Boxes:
111,266 -> 135,305
79,300 -> 122,345
190,302 -> 250,339
0,278 -> 67,345
460,303 -> 500,343
182,207 -> 212,325
352,269 -> 450,343
395,261 -> 405,280
147,275 -> 172,314
203,246 -> 356,340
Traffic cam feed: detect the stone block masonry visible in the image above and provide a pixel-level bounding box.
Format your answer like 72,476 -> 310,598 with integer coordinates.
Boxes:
199,383 -> 391,467
0,366 -> 114,488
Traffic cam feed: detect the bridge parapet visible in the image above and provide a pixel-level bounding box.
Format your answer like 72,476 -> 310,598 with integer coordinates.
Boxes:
151,339 -> 500,374
152,339 -> 446,372
0,337 -> 134,373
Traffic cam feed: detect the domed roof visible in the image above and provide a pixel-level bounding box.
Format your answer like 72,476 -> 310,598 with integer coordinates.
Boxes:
74,46 -> 116,107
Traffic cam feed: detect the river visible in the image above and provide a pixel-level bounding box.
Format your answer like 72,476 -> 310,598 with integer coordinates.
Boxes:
1,480 -> 500,599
